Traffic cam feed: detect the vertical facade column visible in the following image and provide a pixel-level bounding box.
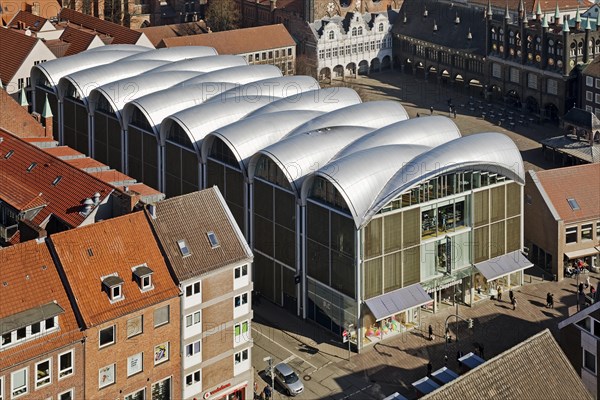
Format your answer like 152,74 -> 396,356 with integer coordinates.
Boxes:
296,201 -> 302,317
122,127 -> 128,174
301,204 -> 307,320
88,112 -> 95,157
355,228 -> 362,353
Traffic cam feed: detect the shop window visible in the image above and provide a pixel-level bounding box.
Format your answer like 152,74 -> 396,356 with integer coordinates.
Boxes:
421,208 -> 437,238
566,227 -> 578,243
582,224 -> 593,241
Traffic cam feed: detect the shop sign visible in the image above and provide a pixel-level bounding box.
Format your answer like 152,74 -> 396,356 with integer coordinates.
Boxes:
203,383 -> 231,399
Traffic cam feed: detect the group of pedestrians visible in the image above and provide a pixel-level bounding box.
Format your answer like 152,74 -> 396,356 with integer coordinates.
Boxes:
254,382 -> 271,400
496,286 -> 517,310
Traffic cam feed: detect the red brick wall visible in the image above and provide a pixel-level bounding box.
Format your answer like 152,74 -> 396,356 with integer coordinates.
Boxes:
203,268 -> 233,301
83,297 -> 181,400
202,356 -> 234,390
203,299 -> 234,334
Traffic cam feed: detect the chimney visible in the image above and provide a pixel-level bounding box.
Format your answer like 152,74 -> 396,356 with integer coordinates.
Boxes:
93,192 -> 101,205
81,198 -> 94,216
41,94 -> 53,138
148,203 -> 157,219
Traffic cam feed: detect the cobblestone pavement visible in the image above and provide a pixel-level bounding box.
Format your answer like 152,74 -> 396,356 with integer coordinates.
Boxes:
253,270 -> 593,399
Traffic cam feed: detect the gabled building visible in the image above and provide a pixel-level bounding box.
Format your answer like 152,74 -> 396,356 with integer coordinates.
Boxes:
146,188 -> 254,400
0,239 -> 84,400
136,21 -> 208,48
49,212 -> 181,400
524,163 -> 600,280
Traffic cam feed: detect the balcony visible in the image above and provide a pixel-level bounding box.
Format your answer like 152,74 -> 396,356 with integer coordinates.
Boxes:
0,224 -> 18,241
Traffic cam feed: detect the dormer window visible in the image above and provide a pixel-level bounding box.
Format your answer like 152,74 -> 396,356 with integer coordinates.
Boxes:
132,265 -> 154,291
102,275 -> 124,302
207,231 -> 219,248
177,239 -> 191,257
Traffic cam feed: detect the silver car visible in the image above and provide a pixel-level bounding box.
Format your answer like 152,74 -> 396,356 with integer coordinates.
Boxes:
273,362 -> 304,396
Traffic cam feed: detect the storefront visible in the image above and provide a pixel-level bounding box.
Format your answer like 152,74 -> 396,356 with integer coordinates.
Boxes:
565,247 -> 600,272
362,284 -> 433,345
421,268 -> 475,312
202,382 -> 247,400
474,251 -> 532,299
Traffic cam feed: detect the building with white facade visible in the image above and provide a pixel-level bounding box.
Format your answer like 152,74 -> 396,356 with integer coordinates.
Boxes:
310,11 -> 394,81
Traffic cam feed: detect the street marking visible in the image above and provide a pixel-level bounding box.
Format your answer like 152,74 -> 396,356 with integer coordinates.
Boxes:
341,384 -> 373,399
281,354 -> 295,364
305,361 -> 332,377
252,326 -> 317,370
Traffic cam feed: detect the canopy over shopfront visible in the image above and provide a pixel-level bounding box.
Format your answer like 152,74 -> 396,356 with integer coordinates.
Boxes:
365,284 -> 433,321
411,376 -> 440,395
430,367 -> 459,385
565,247 -> 600,260
475,250 -> 532,281
458,352 -> 485,370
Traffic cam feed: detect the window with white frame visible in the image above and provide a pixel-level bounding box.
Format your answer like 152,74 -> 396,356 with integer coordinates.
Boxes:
492,63 -> 501,78
566,226 -> 578,243
177,239 -> 191,257
333,48 -> 338,57
154,342 -> 169,365
584,349 -> 597,374
154,305 -> 169,327
352,44 -> 357,54
59,350 -> 74,379
326,48 -> 331,58
328,30 -> 334,40
186,340 -> 201,357
234,321 -> 249,343
234,349 -> 249,364
345,45 -> 351,54
99,325 -> 115,348
235,265 -> 248,279
127,352 -> 143,377
36,359 -> 51,388
11,368 -> 28,398
378,23 -> 384,32
127,315 -> 143,338
351,27 -> 357,36
185,282 -> 201,298
357,27 -> 363,35
185,311 -> 201,328
0,316 -> 58,350
99,364 -> 115,388
582,224 -> 593,240
318,49 -> 324,59
185,370 -> 201,387
595,108 -> 600,119
235,293 -> 248,308
587,91 -> 593,101
58,388 -> 74,400
125,388 -> 145,400
587,76 -> 594,86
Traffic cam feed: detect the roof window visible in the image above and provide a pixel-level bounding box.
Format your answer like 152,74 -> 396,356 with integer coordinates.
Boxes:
207,231 -> 219,248
4,150 -> 14,159
132,265 -> 154,291
52,176 -> 62,186
102,275 -> 124,302
177,239 -> 191,257
567,198 -> 580,211
27,162 -> 37,172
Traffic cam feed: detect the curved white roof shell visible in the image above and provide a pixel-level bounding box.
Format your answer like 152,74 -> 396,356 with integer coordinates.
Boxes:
249,125 -> 375,193
57,60 -> 167,103
121,46 -> 217,61
202,110 -> 326,170
89,71 -> 202,123
208,76 -> 320,104
334,116 -> 461,159
31,46 -> 149,91
123,66 -> 283,136
150,55 -> 247,73
248,87 -> 360,117
86,44 -> 145,52
287,101 -> 408,137
363,132 -> 525,224
302,144 -> 432,228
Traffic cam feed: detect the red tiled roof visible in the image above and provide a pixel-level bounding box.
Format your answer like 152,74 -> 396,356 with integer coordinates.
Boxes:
162,24 -> 295,54
0,239 -> 83,369
91,169 -> 135,185
60,25 -> 98,56
8,10 -> 48,31
0,27 -> 39,85
58,8 -> 143,45
116,183 -> 162,196
50,212 -> 179,327
43,145 -> 86,158
535,163 -> 600,223
0,129 -> 114,228
0,172 -> 48,211
136,21 -> 207,47
0,90 -> 48,138
65,156 -> 108,170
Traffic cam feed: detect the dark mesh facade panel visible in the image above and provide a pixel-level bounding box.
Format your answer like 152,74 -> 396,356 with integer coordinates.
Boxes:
474,226 -> 489,263
254,253 -> 275,302
384,212 -> 402,254
490,221 -> 506,258
331,251 -> 355,299
274,224 -> 295,267
331,212 -> 354,257
181,148 -> 199,190
364,218 -> 382,259
275,190 -> 295,230
254,180 -> 273,220
254,215 -> 273,256
225,168 -> 244,207
402,247 -> 420,286
506,216 -> 521,253
307,203 -> 329,245
206,160 -> 225,192
363,257 -> 382,299
490,186 -> 506,223
307,240 -> 329,285
506,182 -> 521,218
402,208 -> 419,248
474,190 -> 489,227
384,252 -> 402,293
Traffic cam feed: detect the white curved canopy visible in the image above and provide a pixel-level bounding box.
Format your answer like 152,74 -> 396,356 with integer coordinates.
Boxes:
248,87 -> 360,117
182,64 -> 282,86
203,110 -> 326,171
122,46 -> 217,61
31,46 -> 149,91
335,116 -> 461,159
363,132 -> 525,224
287,101 -> 408,137
248,125 -> 374,193
209,76 -> 320,104
150,55 -> 247,73
302,144 -> 432,228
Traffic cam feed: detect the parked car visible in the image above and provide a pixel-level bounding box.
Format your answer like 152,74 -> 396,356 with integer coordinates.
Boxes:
273,362 -> 304,396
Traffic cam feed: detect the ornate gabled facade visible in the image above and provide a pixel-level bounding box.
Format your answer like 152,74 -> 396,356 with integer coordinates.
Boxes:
485,2 -> 600,121
310,11 -> 394,80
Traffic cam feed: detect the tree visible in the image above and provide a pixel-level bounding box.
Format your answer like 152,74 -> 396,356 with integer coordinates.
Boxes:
205,0 -> 239,32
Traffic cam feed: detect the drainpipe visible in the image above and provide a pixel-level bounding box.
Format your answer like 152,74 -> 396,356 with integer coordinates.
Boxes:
355,228 -> 362,353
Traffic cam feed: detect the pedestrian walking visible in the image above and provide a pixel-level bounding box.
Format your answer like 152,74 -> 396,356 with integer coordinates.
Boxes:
546,292 -> 552,308
509,289 -> 514,303
427,362 -> 433,376
457,350 -> 464,367
263,385 -> 272,400
254,382 -> 259,399
430,106 -> 434,115
497,286 -> 503,302
511,296 -> 517,310
428,324 -> 434,340
453,109 -> 457,118
580,283 -> 585,295
549,293 -> 554,309
444,354 -> 448,366
416,112 -> 420,117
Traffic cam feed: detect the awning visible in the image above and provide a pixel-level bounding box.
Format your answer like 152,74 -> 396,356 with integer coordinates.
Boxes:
458,352 -> 485,370
475,250 -> 532,281
382,393 -> 409,400
430,367 -> 459,384
565,247 -> 600,260
365,284 -> 433,322
411,377 -> 440,395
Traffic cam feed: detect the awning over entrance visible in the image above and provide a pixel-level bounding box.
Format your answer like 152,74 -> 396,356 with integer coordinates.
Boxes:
475,250 -> 532,281
411,376 -> 440,395
365,283 -> 433,322
458,352 -> 485,370
565,247 -> 600,260
430,367 -> 459,384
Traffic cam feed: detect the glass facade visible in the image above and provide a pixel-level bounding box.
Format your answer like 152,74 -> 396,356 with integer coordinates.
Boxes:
94,111 -> 123,170
164,124 -> 200,198
127,124 -> 159,190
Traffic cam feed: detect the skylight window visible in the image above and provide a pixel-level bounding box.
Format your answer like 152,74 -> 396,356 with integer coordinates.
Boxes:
567,198 -> 580,211
52,176 -> 62,186
177,239 -> 191,257
207,231 -> 219,248
27,162 -> 37,172
4,150 -> 14,159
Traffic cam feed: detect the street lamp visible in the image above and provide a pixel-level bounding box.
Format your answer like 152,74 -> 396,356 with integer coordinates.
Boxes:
263,356 -> 274,393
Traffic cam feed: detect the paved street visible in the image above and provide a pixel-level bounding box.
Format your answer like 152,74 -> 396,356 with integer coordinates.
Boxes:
251,71 -> 580,399
252,269 -> 593,399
